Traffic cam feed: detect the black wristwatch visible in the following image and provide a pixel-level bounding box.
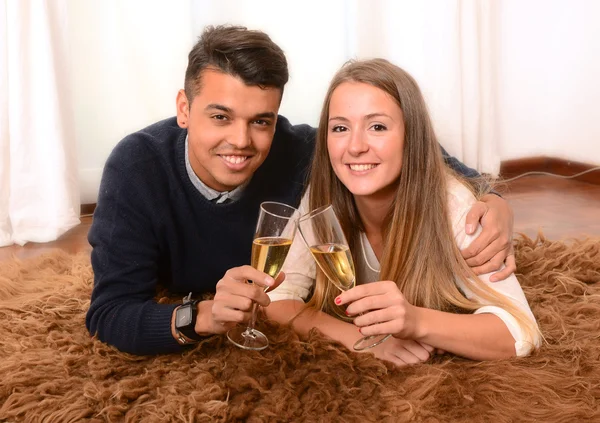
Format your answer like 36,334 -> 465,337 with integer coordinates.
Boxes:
174,292 -> 203,343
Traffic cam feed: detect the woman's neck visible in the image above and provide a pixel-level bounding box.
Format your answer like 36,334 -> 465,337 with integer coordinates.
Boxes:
354,191 -> 395,259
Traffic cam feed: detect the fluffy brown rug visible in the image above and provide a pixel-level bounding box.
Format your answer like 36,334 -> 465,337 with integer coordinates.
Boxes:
1,235 -> 599,422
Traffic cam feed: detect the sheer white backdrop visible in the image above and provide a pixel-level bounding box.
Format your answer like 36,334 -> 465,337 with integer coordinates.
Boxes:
0,0 -> 79,246
1,0 -> 599,246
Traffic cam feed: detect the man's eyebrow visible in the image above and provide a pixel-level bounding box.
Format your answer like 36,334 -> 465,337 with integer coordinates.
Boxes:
204,105 -> 275,120
253,112 -> 276,120
205,104 -> 233,113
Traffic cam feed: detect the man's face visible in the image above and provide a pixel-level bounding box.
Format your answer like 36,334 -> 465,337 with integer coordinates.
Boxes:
176,69 -> 281,192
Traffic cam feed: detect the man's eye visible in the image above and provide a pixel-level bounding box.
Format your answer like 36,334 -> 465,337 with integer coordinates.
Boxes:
253,119 -> 270,126
331,125 -> 348,132
212,115 -> 228,121
371,124 -> 387,131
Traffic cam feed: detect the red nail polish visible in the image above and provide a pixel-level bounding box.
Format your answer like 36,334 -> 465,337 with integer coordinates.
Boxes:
335,297 -> 341,305
345,310 -> 349,316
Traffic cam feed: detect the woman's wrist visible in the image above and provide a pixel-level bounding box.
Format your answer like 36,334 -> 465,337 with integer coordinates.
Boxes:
410,306 -> 431,341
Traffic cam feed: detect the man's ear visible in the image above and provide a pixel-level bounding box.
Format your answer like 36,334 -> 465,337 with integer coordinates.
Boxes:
176,89 -> 190,128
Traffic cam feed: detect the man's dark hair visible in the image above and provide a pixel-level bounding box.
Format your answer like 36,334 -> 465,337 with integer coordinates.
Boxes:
184,25 -> 289,103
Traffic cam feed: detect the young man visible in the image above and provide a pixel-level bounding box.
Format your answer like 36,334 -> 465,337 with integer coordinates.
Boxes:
86,25 -> 515,355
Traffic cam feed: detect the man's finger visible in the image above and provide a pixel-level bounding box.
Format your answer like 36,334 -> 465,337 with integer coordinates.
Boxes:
464,238 -> 507,267
464,201 -> 487,235
461,228 -> 498,260
489,254 -> 516,282
217,279 -> 272,306
213,307 -> 252,326
225,265 -> 275,288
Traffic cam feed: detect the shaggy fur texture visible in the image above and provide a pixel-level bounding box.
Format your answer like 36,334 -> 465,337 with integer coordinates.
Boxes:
1,235 -> 599,422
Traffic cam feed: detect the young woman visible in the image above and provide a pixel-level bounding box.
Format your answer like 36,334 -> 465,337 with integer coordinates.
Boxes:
265,59 -> 541,366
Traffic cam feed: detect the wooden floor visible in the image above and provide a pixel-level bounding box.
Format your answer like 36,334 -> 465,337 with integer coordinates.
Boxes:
1,174 -> 599,262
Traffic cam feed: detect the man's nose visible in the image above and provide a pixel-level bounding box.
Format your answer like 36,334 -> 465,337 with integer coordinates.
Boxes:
228,123 -> 251,149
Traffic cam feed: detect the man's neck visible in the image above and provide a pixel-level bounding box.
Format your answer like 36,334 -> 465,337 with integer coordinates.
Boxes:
184,135 -> 248,203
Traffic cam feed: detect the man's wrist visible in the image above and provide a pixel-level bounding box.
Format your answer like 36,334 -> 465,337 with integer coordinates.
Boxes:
171,299 -> 213,345
194,300 -> 215,337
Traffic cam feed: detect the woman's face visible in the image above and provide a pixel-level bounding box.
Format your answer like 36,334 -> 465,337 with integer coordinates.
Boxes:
327,81 -> 405,201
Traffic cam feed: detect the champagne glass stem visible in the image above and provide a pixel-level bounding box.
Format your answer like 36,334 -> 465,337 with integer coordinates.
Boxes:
247,302 -> 259,333
243,286 -> 268,336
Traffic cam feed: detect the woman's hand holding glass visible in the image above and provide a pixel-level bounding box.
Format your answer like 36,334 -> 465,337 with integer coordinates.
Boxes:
335,280 -> 420,340
298,205 -> 390,351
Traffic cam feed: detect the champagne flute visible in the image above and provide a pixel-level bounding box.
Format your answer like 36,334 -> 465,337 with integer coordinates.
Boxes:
298,205 -> 390,351
227,201 -> 298,351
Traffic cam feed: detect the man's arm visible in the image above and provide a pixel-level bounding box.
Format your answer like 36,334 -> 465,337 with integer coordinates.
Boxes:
440,145 -> 515,280
440,145 -> 482,180
85,145 -> 183,355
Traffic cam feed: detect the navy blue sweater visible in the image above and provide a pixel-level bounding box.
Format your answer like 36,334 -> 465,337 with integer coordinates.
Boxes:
86,116 -> 314,355
86,115 -> 482,355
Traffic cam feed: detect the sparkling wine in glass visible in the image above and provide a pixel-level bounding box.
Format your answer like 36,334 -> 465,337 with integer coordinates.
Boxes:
298,205 -> 390,351
227,201 -> 298,351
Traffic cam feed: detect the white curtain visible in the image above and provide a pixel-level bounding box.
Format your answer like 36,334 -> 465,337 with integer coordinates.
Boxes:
0,0 -> 192,247
0,0 -> 79,247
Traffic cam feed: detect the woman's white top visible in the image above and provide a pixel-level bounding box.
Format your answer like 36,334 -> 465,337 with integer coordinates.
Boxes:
268,178 -> 541,357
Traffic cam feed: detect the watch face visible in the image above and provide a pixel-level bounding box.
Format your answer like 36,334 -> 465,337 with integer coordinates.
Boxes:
176,306 -> 193,327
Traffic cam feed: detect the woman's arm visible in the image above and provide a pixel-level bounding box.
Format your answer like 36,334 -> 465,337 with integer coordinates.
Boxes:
337,282 -> 517,361
337,180 -> 540,361
412,307 -> 516,360
266,300 -> 358,347
266,299 -> 435,366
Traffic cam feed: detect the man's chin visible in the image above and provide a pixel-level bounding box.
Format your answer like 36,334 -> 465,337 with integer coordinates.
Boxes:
214,174 -> 252,192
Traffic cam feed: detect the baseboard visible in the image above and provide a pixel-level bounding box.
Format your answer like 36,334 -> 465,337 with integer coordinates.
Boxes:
80,203 -> 96,216
500,157 -> 600,185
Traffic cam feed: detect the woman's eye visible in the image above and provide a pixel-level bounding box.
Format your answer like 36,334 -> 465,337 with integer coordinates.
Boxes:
371,124 -> 387,131
331,125 -> 348,132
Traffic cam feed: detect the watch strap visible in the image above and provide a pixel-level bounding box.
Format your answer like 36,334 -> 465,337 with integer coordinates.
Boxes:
176,298 -> 204,342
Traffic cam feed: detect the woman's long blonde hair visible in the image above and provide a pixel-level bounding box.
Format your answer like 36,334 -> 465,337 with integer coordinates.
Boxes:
305,58 -> 538,344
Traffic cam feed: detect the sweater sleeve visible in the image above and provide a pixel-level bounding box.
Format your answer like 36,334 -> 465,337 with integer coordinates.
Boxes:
440,145 -> 501,197
85,140 -> 183,355
440,145 -> 481,179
